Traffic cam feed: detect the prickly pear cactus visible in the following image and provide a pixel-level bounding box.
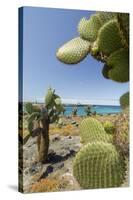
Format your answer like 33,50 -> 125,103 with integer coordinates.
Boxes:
45,87 -> 55,107
73,142 -> 126,189
106,48 -> 129,82
56,37 -> 91,64
78,14 -> 101,42
117,13 -> 129,47
97,19 -> 124,55
80,118 -> 112,144
120,92 -> 129,109
103,121 -> 115,134
56,11 -> 129,93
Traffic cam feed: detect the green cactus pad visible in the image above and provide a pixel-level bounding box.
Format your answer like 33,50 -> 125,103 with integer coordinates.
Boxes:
73,142 -> 126,189
45,88 -> 54,107
103,121 -> 115,134
56,37 -> 90,64
78,14 -> 101,42
98,19 -> 124,55
120,92 -> 129,109
97,11 -> 117,24
80,118 -> 112,144
107,48 -> 129,82
117,13 -> 129,46
24,102 -> 34,114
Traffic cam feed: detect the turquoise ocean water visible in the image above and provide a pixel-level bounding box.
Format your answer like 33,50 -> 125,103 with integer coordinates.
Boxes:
64,105 -> 122,116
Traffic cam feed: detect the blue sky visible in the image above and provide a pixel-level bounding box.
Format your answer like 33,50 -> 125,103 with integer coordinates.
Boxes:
22,7 -> 129,105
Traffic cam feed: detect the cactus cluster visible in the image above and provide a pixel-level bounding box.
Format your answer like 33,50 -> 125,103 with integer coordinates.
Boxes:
56,11 -> 129,106
73,117 -> 126,189
56,12 -> 129,80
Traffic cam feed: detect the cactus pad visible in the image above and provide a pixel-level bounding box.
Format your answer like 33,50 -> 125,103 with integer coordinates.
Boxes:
45,88 -> 54,107
117,13 -> 129,46
97,11 -> 116,24
107,48 -> 129,82
73,142 -> 126,189
80,118 -> 112,144
78,14 -> 101,42
98,19 -> 124,55
56,37 -> 90,64
120,92 -> 129,109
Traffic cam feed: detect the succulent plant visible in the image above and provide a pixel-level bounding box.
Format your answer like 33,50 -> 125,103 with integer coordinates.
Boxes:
79,118 -> 112,144
103,121 -> 115,134
117,13 -> 129,47
56,37 -> 91,64
78,14 -> 101,42
106,48 -> 129,82
97,19 -> 124,55
24,88 -> 64,163
56,11 -> 129,102
120,92 -> 129,109
73,142 -> 126,189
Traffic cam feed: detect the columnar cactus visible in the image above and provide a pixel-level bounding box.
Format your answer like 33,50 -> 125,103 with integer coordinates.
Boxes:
73,142 -> 126,189
80,118 -> 112,144
25,88 -> 64,163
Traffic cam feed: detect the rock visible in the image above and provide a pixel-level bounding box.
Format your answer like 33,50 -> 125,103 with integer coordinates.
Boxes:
51,134 -> 60,142
22,135 -> 81,192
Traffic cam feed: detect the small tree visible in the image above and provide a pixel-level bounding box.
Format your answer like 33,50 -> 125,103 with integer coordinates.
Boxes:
25,88 -> 64,163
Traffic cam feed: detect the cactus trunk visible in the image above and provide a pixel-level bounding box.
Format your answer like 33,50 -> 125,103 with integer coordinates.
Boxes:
36,116 -> 50,163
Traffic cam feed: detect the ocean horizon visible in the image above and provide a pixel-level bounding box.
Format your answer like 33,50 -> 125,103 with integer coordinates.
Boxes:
23,103 -> 121,115
63,105 -> 122,116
